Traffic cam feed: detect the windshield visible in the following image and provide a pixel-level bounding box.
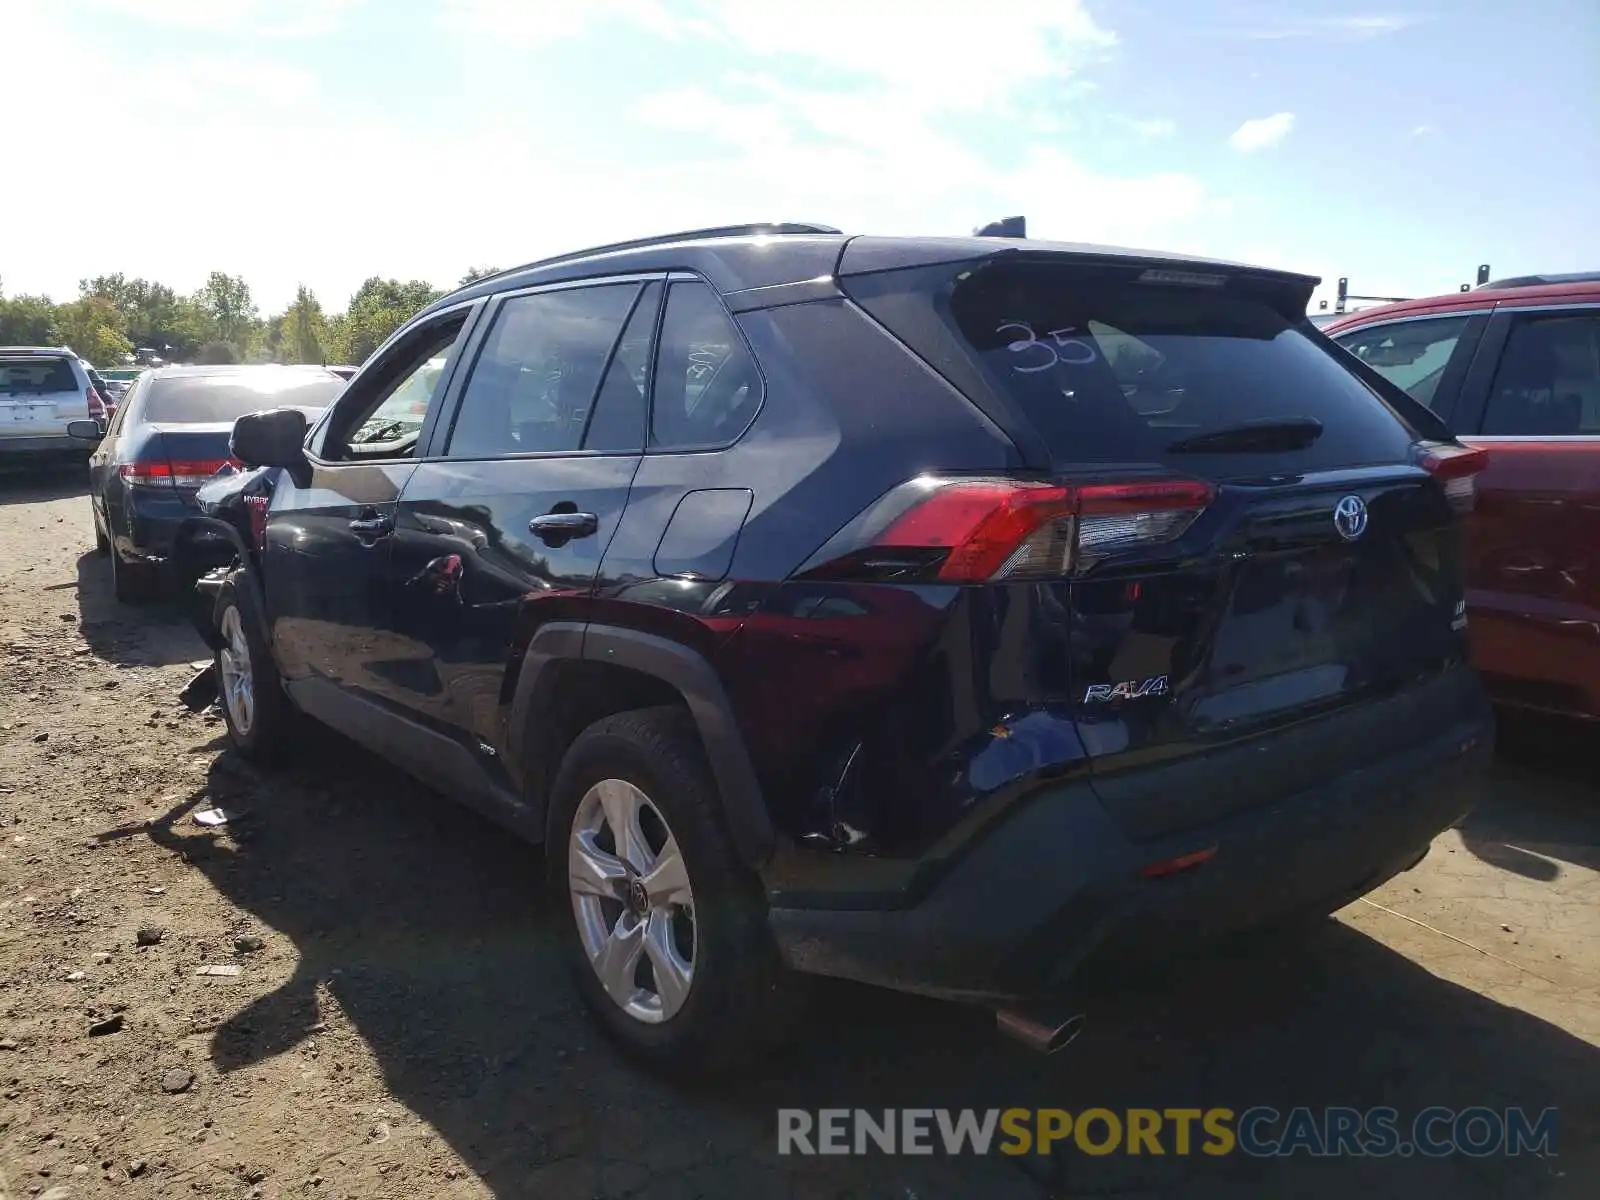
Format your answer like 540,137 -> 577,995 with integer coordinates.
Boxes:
947,261 -> 1416,473
143,372 -> 344,423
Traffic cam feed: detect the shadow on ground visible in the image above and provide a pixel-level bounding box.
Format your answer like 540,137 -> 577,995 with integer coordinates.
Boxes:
1463,712 -> 1600,879
117,722 -> 1599,1200
73,548 -> 210,667
0,461 -> 88,505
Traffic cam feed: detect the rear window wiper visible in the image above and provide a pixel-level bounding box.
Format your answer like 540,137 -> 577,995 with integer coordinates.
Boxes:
1166,416 -> 1323,454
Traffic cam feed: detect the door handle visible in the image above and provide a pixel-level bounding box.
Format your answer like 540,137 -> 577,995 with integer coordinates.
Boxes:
529,511 -> 598,544
349,513 -> 394,537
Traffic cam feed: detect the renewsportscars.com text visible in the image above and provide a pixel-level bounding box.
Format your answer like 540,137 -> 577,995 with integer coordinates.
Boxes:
776,1106 -> 1557,1158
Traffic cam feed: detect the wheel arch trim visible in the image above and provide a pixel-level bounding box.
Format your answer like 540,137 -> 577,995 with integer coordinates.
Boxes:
508,622 -> 775,866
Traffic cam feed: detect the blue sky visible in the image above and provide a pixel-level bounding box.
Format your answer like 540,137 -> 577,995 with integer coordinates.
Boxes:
8,0 -> 1597,315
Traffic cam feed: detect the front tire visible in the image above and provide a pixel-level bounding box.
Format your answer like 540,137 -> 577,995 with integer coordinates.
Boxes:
214,577 -> 289,762
546,706 -> 803,1075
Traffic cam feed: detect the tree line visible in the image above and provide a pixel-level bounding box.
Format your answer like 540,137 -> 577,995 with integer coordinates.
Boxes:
0,267 -> 502,368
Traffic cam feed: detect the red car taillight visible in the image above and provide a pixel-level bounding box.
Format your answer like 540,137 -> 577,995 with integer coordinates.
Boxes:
119,459 -> 230,489
809,476 -> 1215,582
1419,443 -> 1489,515
86,386 -> 105,421
119,461 -> 172,487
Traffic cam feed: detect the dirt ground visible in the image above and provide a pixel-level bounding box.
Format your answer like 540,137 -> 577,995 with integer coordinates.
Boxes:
1,464 -> 1596,1200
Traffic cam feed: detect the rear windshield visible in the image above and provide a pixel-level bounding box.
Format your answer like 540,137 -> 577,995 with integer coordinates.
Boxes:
0,357 -> 78,396
946,261 -> 1415,471
143,373 -> 344,423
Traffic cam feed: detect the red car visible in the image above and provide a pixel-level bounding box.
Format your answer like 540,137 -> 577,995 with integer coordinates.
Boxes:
1326,274 -> 1600,722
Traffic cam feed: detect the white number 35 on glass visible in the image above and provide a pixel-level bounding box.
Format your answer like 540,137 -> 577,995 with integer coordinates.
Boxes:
997,320 -> 1100,374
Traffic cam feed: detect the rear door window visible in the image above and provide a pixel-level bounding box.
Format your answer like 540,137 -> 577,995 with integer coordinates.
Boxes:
1479,311 -> 1600,436
1,357 -> 78,396
946,261 -> 1416,473
446,283 -> 639,458
1334,316 -> 1471,407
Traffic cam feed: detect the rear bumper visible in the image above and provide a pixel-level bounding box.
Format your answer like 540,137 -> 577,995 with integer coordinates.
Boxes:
768,675 -> 1494,1004
120,490 -> 201,563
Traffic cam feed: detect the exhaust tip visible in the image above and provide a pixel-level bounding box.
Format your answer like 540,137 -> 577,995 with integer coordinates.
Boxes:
996,1007 -> 1086,1055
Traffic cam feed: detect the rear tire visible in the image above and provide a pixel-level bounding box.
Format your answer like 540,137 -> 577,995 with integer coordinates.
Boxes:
546,705 -> 804,1076
93,509 -> 109,556
109,544 -> 150,605
214,576 -> 289,762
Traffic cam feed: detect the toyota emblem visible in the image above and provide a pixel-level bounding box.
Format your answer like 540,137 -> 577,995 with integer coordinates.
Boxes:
1333,494 -> 1368,541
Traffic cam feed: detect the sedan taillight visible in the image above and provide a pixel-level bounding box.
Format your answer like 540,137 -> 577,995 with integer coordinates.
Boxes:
119,459 -> 230,489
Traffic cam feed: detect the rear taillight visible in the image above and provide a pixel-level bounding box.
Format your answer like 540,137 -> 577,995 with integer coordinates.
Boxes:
86,386 -> 105,420
808,476 -> 1214,583
119,459 -> 229,489
1420,444 -> 1489,515
119,461 -> 172,487
170,459 -> 230,487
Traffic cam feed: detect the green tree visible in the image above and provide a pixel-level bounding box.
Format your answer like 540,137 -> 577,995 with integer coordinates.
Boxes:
81,275 -> 186,356
0,289 -> 61,344
55,296 -> 133,366
285,285 -> 327,364
332,277 -> 443,365
192,271 -> 258,349
459,266 -> 501,287
195,341 -> 240,365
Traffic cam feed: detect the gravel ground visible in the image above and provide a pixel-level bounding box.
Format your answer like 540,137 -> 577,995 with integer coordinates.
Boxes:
1,464 -> 1597,1200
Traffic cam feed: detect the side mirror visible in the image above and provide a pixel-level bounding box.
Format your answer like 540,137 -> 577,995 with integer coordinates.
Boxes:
231,407 -> 309,471
66,420 -> 102,441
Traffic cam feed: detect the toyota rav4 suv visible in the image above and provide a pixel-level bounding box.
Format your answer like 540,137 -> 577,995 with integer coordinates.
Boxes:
173,223 -> 1494,1073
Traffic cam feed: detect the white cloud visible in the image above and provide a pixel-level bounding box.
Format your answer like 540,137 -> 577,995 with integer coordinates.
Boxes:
1120,116 -> 1177,138
1228,112 -> 1295,152
444,0 -> 1115,109
1410,123 -> 1433,138
607,3 -> 1203,253
5,0 -> 1224,310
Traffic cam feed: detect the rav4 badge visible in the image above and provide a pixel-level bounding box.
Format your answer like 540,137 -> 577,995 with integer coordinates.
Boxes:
1083,675 -> 1170,703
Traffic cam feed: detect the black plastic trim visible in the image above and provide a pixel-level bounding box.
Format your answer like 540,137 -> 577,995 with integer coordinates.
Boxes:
508,622 -> 775,865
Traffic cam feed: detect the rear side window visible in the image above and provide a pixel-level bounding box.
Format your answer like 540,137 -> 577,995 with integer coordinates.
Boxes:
0,357 -> 77,395
584,281 -> 661,453
144,374 -> 344,422
945,261 -> 1415,471
651,282 -> 762,450
447,284 -> 638,458
1334,316 -> 1470,407
1480,311 -> 1600,436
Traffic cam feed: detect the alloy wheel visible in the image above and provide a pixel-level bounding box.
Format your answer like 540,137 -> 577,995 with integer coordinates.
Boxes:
568,778 -> 696,1024
217,606 -> 255,737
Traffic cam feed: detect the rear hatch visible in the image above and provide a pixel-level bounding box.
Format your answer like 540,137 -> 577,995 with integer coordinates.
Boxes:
841,251 -> 1484,838
1,355 -> 89,437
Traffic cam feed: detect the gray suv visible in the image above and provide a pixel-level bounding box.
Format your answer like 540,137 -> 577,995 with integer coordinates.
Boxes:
0,347 -> 104,461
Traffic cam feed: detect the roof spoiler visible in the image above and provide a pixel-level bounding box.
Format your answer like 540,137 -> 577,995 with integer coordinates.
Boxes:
974,216 -> 1027,238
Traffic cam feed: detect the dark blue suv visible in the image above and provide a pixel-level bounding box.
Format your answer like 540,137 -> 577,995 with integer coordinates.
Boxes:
176,223 -> 1495,1073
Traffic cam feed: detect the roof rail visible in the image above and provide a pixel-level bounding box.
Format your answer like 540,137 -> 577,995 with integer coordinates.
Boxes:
466,222 -> 843,291
1482,270 -> 1600,290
